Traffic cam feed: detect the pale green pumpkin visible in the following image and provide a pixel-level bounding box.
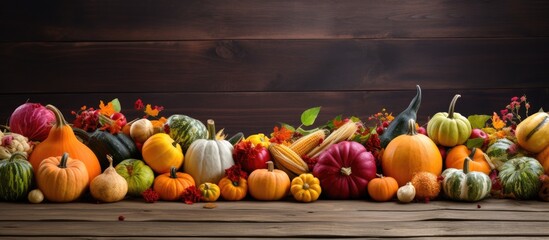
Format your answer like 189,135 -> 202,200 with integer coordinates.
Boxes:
442,157 -> 491,202
498,156 -> 544,200
427,94 -> 472,147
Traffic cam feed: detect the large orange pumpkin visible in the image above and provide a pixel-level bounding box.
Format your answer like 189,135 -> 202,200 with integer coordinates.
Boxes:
29,105 -> 101,183
36,153 -> 89,202
153,166 -> 195,201
248,161 -> 290,201
382,119 -> 443,186
142,133 -> 184,174
445,145 -> 493,175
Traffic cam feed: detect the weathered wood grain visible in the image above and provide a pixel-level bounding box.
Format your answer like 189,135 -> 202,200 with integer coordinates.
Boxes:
2,39 -> 549,94
1,89 -> 547,135
1,0 -> 549,41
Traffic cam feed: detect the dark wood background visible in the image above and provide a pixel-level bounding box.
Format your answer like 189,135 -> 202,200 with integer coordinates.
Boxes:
2,0 -> 549,135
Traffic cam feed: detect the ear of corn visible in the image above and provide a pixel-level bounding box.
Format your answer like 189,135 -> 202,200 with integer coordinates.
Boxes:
290,129 -> 327,157
307,121 -> 358,158
269,143 -> 309,176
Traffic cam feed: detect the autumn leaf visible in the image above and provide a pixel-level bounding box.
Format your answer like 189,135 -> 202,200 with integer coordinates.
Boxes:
98,100 -> 116,116
144,104 -> 160,117
491,112 -> 505,130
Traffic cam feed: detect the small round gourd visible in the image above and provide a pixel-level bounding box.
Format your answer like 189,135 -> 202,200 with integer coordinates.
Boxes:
427,94 -> 472,147
218,176 -> 248,201
198,182 -> 220,202
28,189 -> 44,204
397,182 -> 416,203
367,174 -> 399,202
442,157 -> 492,202
130,118 -> 155,143
290,173 -> 321,203
90,155 -> 128,203
411,171 -> 440,201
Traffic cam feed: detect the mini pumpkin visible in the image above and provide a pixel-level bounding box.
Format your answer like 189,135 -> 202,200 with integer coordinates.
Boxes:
445,145 -> 494,175
427,94 -> 472,147
442,157 -> 492,202
290,173 -> 321,203
367,174 -> 399,202
198,182 -> 220,202
218,176 -> 248,201
248,161 -> 290,201
153,166 -> 195,201
36,153 -> 89,203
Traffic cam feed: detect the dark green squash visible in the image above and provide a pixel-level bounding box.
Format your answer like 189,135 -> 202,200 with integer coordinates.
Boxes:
379,85 -> 422,148
228,132 -> 244,146
76,129 -> 141,170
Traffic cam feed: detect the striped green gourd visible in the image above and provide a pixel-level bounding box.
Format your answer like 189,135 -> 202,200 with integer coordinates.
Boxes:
498,156 -> 544,200
0,152 -> 34,201
164,114 -> 207,153
486,138 -> 524,170
442,157 -> 491,202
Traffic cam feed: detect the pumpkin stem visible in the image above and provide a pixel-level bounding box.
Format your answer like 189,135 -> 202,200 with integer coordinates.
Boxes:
8,152 -> 27,161
407,119 -> 417,136
447,94 -> 461,119
207,119 -> 216,140
267,161 -> 274,172
468,147 -> 477,159
303,183 -> 310,190
340,167 -> 352,176
58,152 -> 69,169
46,104 -> 68,128
106,154 -> 114,169
376,173 -> 384,178
463,157 -> 471,174
169,166 -> 177,179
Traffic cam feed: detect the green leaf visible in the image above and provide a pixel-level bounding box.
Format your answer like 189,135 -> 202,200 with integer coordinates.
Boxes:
466,138 -> 485,149
110,98 -> 121,113
468,115 -> 491,129
301,106 -> 321,127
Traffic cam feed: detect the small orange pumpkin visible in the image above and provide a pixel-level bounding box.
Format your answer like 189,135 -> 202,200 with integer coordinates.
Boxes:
367,174 -> 399,202
382,119 -> 443,186
248,161 -> 290,201
36,153 -> 89,203
153,166 -> 195,201
142,133 -> 184,174
445,145 -> 494,175
218,176 -> 248,201
29,105 -> 101,183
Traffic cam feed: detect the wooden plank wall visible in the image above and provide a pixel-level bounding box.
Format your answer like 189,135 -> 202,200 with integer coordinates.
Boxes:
1,0 -> 549,135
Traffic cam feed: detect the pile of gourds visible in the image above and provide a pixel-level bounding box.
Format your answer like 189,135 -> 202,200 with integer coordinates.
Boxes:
2,85 -> 549,204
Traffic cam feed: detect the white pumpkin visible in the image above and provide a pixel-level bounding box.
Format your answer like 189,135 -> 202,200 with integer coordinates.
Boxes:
184,119 -> 235,186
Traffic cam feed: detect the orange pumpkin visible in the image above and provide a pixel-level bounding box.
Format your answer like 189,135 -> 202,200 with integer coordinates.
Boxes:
367,174 -> 399,202
446,145 -> 493,175
218,176 -> 248,201
29,105 -> 101,183
382,119 -> 443,186
536,146 -> 549,174
142,133 -> 184,174
36,153 -> 89,202
248,161 -> 290,201
153,166 -> 195,201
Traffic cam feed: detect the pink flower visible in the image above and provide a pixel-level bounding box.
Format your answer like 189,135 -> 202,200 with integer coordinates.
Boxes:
511,96 -> 519,102
525,103 -> 530,109
520,95 -> 527,102
500,109 -> 509,116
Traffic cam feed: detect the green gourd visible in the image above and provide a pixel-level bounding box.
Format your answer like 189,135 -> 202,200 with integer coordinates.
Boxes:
498,156 -> 544,200
427,94 -> 472,147
380,85 -> 422,148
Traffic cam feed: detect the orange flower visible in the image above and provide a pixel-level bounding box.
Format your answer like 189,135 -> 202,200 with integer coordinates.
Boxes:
98,100 -> 116,116
144,104 -> 160,117
491,112 -> 505,130
270,126 -> 293,144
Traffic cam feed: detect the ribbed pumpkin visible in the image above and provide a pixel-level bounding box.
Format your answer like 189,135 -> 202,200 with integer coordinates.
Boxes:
290,173 -> 322,203
184,119 -> 235,186
36,153 -> 89,202
248,161 -> 290,201
382,119 -> 443,186
515,112 -> 549,153
445,145 -> 493,175
218,176 -> 248,201
153,166 -> 195,201
142,133 -> 184,174
427,94 -> 472,147
29,105 -> 101,183
498,156 -> 544,200
442,157 -> 492,202
198,182 -> 220,202
367,174 -> 399,202
0,152 -> 34,201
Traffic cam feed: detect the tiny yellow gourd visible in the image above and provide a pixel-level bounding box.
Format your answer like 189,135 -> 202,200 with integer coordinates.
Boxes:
198,182 -> 221,202
290,173 -> 322,203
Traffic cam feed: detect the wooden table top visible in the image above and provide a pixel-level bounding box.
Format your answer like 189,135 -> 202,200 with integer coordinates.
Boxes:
1,198 -> 547,239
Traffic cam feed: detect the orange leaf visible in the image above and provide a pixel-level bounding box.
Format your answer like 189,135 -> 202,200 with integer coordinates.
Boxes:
491,112 -> 505,130
99,100 -> 116,116
144,104 -> 160,117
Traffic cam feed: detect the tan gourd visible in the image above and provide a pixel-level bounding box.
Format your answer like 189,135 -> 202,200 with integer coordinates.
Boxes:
130,118 -> 154,143
90,155 -> 128,203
